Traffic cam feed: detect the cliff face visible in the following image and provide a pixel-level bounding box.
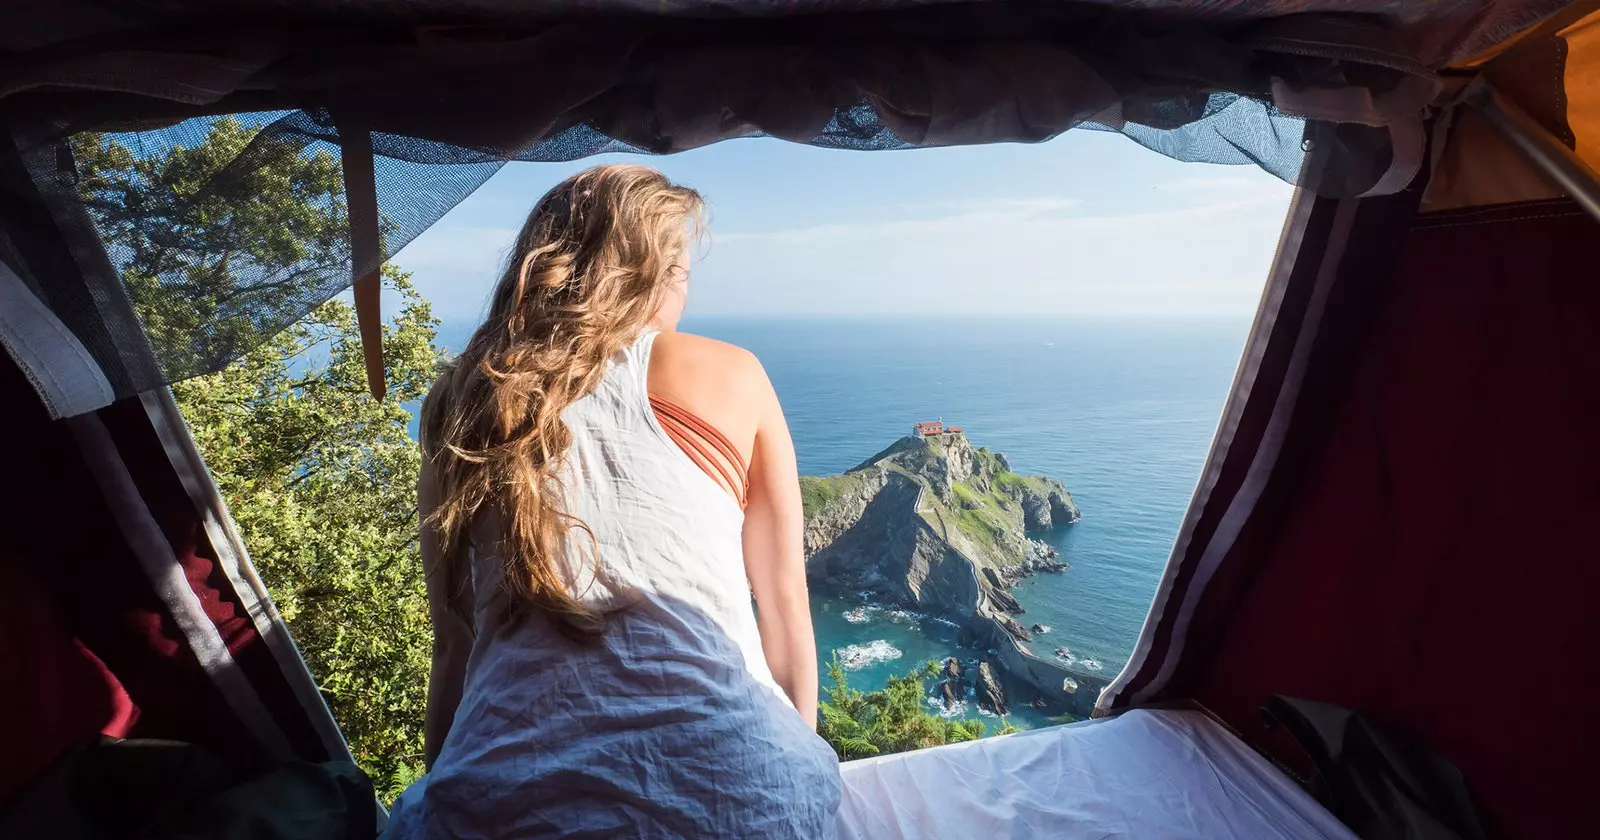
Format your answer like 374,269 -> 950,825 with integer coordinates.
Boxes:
802,431 -> 1087,709
802,432 -> 1076,608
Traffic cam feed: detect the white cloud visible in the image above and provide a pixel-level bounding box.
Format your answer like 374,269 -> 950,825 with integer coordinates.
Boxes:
395,173 -> 1295,322
688,179 -> 1292,318
715,196 -> 1085,245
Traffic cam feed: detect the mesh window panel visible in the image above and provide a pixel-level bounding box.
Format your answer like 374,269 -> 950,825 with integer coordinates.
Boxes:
62,100 -> 1313,389
71,114 -> 504,382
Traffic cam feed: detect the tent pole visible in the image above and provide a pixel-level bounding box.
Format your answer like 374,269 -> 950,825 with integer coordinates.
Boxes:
1468,82 -> 1600,224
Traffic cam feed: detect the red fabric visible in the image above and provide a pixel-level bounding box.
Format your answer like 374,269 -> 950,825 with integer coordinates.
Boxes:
96,399 -> 331,761
1118,184 -> 1425,710
0,359 -> 140,800
0,550 -> 136,801
0,358 -> 273,794
1188,201 -> 1600,839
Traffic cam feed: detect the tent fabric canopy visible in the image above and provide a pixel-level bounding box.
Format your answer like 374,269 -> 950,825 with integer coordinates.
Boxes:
1098,7 -> 1600,837
1,0 -> 1571,408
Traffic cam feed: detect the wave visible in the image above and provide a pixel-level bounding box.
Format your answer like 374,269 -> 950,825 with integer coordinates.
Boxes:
924,681 -> 977,718
1052,648 -> 1104,670
925,694 -> 970,718
834,640 -> 904,671
887,607 -> 960,629
841,599 -> 961,630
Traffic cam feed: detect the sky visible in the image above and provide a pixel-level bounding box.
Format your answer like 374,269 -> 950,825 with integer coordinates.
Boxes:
392,129 -> 1295,324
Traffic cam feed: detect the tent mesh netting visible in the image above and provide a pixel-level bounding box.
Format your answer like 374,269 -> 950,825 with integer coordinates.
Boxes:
0,0 -> 1569,403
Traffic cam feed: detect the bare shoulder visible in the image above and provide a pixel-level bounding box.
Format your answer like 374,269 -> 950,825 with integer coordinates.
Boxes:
647,332 -> 773,449
649,331 -> 768,392
651,331 -> 760,369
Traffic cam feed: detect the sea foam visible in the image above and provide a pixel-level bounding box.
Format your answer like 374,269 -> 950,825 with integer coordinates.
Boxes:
835,640 -> 904,671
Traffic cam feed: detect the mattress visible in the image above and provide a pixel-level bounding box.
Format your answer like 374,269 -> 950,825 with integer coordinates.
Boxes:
835,708 -> 1355,839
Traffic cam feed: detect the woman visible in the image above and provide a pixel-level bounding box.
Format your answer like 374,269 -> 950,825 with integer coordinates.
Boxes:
385,165 -> 841,839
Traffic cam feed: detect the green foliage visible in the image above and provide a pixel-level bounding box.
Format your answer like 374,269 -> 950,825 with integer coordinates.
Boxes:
818,657 -> 1001,762
77,118 -> 440,803
950,481 -> 984,508
73,118 -> 351,377
799,477 -> 835,519
951,503 -> 1003,544
172,271 -> 438,802
991,468 -> 1078,517
993,470 -> 1051,498
799,472 -> 875,518
926,484 -> 1010,549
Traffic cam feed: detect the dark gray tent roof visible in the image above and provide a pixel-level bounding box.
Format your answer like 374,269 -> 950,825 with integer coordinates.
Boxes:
0,0 -> 1570,405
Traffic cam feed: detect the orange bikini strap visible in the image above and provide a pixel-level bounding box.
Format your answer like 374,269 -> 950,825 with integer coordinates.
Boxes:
649,394 -> 749,508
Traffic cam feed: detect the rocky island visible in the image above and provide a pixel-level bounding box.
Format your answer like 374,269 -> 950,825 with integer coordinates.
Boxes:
801,425 -> 1110,718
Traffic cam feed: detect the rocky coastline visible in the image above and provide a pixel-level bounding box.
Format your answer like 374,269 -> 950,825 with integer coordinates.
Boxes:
801,429 -> 1106,718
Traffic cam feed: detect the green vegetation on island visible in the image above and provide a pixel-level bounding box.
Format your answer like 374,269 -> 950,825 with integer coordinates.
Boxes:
800,471 -> 880,519
806,434 -> 1079,569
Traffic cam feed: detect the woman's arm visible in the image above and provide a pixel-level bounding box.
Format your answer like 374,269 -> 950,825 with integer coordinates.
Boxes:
741,368 -> 820,729
420,456 -> 474,767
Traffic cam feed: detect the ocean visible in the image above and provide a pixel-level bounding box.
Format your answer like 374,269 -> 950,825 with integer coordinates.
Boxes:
430,316 -> 1251,730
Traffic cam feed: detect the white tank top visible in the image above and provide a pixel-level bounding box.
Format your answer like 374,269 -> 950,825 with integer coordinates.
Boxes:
386,331 -> 841,839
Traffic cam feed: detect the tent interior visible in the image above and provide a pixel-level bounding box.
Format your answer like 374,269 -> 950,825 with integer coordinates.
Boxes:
3,1 -> 1598,838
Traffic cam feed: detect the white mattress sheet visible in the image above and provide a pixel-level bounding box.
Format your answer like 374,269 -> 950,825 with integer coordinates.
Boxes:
835,708 -> 1357,839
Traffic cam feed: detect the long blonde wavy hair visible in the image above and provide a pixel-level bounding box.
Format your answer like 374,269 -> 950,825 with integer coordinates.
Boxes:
420,164 -> 704,639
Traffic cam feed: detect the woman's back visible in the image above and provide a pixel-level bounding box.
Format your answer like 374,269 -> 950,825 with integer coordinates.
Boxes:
387,332 -> 841,839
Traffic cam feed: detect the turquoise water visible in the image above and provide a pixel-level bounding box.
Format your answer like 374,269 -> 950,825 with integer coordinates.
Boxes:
431,316 -> 1251,730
